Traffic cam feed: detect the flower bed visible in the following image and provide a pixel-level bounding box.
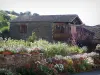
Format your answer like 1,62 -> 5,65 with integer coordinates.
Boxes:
0,46 -> 99,75
0,52 -> 100,75
0,39 -> 100,75
45,52 -> 100,74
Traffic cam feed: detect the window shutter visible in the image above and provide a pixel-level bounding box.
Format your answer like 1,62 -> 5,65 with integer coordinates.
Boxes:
20,24 -> 27,33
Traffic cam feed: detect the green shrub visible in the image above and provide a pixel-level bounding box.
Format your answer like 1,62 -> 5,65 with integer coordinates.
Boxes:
0,26 -> 10,39
0,26 -> 9,32
68,46 -> 84,54
0,38 -> 84,57
44,42 -> 69,57
0,38 -> 32,48
0,68 -> 14,75
33,39 -> 49,47
27,32 -> 37,42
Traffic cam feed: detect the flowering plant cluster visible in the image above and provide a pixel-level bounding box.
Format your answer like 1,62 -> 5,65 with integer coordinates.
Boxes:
0,51 -> 99,75
0,46 -> 44,55
0,38 -> 86,57
16,61 -> 56,75
45,52 -> 99,74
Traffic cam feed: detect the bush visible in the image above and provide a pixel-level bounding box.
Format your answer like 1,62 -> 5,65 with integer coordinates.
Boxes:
33,40 -> 84,57
0,38 -> 84,57
27,32 -> 37,42
44,42 -> 69,57
0,69 -> 14,75
0,26 -> 9,32
68,46 -> 84,54
0,26 -> 10,39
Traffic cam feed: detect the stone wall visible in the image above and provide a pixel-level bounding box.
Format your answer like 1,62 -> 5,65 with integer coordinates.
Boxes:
10,23 -> 23,40
27,22 -> 53,41
0,54 -> 42,69
10,22 -> 53,41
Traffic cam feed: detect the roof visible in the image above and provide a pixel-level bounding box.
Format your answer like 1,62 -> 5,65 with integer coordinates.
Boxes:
83,25 -> 100,40
11,14 -> 80,23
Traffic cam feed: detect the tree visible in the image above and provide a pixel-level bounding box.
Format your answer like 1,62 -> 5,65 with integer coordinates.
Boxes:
0,10 -> 18,29
0,10 -> 10,28
0,10 -> 12,39
10,11 -> 19,16
20,12 -> 24,16
20,11 -> 32,16
33,13 -> 39,16
24,11 -> 31,16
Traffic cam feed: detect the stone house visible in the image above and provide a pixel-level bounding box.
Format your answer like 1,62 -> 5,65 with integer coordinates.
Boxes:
10,14 -> 94,45
10,15 -> 82,41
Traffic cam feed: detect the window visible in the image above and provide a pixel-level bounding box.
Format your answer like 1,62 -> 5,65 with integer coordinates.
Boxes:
60,26 -> 64,33
56,25 -> 60,30
55,25 -> 65,33
20,24 -> 27,33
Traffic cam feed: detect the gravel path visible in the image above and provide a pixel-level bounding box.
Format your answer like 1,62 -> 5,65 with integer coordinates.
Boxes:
73,70 -> 100,75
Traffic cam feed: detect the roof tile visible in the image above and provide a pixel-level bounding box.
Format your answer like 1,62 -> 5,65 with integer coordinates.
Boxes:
11,14 -> 78,22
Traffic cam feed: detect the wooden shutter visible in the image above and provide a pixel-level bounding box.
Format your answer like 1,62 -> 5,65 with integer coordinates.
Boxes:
20,24 -> 27,33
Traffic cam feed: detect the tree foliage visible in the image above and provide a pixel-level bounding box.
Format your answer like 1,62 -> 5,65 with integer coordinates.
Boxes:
0,10 -> 17,38
0,10 -> 17,30
0,10 -> 10,30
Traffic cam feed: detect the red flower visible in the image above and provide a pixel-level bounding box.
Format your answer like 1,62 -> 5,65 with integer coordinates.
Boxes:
2,51 -> 13,55
48,63 -> 54,68
25,64 -> 31,68
80,57 -> 84,60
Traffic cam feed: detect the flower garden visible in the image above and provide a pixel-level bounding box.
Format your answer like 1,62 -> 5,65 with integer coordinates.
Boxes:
0,38 -> 100,75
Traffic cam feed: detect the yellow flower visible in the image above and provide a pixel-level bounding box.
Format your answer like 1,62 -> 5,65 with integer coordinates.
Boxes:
67,59 -> 73,65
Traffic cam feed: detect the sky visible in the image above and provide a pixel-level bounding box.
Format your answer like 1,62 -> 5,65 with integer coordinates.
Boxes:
0,0 -> 100,26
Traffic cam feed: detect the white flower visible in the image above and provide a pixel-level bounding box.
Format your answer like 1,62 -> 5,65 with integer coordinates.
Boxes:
86,57 -> 94,64
96,44 -> 100,50
88,52 -> 99,57
81,46 -> 88,52
54,64 -> 64,71
55,55 -> 63,60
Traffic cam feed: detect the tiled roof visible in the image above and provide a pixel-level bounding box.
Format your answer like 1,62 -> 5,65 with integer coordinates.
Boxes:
83,25 -> 100,40
11,14 -> 79,22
